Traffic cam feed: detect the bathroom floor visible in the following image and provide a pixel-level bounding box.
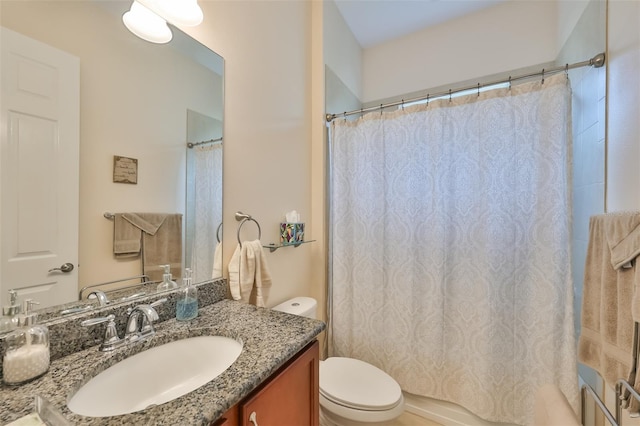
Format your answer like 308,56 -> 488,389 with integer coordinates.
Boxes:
385,411 -> 442,426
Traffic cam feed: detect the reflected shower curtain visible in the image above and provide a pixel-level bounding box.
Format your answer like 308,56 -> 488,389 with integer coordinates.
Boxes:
190,144 -> 223,280
329,74 -> 578,425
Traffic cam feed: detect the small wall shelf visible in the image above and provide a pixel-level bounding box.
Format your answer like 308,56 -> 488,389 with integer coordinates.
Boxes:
264,240 -> 315,252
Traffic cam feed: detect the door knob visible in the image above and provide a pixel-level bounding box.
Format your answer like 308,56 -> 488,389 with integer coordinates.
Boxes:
48,263 -> 74,273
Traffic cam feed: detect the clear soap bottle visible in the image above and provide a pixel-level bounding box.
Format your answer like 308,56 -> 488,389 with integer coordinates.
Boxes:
156,264 -> 178,292
176,268 -> 198,321
3,299 -> 50,385
0,290 -> 20,333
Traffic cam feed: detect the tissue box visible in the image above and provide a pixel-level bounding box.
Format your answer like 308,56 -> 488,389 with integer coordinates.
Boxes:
280,223 -> 305,245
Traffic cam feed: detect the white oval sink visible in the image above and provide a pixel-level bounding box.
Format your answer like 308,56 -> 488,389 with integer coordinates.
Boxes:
67,335 -> 242,417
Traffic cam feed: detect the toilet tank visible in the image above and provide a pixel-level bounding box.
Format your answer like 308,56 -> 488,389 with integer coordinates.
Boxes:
272,297 -> 317,319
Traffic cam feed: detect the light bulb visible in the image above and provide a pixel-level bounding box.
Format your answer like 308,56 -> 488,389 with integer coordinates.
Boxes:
156,0 -> 203,27
123,1 -> 172,44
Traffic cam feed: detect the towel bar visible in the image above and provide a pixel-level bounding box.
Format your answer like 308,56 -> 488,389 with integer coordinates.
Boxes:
616,379 -> 640,423
581,383 -> 618,426
79,275 -> 154,300
235,211 -> 261,247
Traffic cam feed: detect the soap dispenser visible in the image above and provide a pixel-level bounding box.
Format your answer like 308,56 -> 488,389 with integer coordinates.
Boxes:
156,264 -> 178,291
0,289 -> 20,333
176,268 -> 198,321
3,299 -> 50,385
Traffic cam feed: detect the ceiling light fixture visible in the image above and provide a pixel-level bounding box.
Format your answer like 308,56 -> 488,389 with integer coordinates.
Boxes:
123,0 -> 204,44
155,0 -> 204,27
123,1 -> 172,44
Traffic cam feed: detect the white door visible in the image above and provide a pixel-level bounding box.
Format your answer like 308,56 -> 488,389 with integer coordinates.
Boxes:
1,27 -> 80,309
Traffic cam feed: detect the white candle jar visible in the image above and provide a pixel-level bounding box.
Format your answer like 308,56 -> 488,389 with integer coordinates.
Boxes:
3,320 -> 50,385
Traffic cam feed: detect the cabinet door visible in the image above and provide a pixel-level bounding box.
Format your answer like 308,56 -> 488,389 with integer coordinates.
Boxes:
210,404 -> 239,426
241,340 -> 319,426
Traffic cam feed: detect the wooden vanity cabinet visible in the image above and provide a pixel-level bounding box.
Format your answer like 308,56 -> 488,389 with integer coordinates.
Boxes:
211,340 -> 319,426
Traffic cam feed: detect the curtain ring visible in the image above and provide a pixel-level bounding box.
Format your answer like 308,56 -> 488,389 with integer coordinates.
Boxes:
508,76 -> 512,90
343,111 -> 347,118
565,63 -> 569,80
426,94 -> 430,106
401,99 -> 405,110
477,83 -> 480,97
541,68 -> 545,84
380,104 -> 383,115
448,89 -> 452,102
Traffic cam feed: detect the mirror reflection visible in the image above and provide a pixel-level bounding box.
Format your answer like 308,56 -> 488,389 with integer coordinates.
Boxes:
0,0 -> 223,322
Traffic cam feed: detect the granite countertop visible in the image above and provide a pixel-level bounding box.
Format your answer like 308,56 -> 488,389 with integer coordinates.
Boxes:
0,299 -> 325,425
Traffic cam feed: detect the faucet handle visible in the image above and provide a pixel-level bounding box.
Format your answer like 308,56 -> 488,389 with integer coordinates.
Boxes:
81,314 -> 122,351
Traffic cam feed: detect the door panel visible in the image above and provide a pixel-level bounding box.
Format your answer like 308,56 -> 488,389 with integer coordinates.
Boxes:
1,27 -> 80,308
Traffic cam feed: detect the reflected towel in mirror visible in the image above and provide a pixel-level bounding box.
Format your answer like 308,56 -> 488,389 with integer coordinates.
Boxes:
114,213 -> 183,282
113,214 -> 141,258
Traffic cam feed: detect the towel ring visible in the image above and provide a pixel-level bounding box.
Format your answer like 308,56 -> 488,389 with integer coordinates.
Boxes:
216,222 -> 223,243
235,211 -> 261,247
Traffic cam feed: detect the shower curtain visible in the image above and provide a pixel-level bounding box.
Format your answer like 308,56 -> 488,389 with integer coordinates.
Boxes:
329,73 -> 578,425
190,143 -> 223,280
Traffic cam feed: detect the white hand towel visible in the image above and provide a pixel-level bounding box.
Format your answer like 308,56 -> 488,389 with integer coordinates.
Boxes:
228,244 -> 242,301
212,242 -> 223,278
246,240 -> 272,307
227,240 -> 272,307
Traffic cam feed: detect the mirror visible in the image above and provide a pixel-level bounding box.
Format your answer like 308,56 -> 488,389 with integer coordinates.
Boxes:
0,1 -> 223,321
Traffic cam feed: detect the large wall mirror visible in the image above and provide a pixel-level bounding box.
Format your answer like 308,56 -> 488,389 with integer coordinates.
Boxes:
0,1 -> 223,319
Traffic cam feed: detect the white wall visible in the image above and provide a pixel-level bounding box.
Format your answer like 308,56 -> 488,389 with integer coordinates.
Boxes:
0,1 -> 221,289
607,0 -> 640,211
362,1 -> 559,104
181,1 -> 314,308
323,0 -> 363,103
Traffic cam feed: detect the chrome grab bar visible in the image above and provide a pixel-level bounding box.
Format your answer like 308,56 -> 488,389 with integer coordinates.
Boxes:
581,383 -> 618,426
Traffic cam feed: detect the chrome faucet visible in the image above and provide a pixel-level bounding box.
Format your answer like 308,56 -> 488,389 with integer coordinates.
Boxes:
125,298 -> 167,341
88,290 -> 109,306
126,304 -> 160,340
81,298 -> 166,352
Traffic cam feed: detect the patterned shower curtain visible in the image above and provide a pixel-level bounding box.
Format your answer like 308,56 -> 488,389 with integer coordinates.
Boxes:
190,143 -> 223,280
329,73 -> 578,425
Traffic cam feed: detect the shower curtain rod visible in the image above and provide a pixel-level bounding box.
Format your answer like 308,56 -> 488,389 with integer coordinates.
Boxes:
187,136 -> 223,148
326,52 -> 605,122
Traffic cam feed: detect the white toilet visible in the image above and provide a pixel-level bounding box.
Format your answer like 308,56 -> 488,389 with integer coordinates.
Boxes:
272,297 -> 405,426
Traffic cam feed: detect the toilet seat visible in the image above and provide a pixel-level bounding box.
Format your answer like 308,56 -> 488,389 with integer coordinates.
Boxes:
320,357 -> 403,411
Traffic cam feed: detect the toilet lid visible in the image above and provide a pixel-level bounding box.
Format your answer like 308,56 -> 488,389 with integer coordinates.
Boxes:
320,357 -> 402,411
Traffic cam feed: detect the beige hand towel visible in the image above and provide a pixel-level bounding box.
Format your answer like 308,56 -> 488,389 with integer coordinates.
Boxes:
113,213 -> 141,258
578,212 -> 640,413
605,213 -> 640,271
138,214 -> 182,283
122,212 -> 167,235
228,240 -> 272,307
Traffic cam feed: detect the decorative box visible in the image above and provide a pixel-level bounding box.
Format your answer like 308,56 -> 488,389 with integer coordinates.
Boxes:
280,223 -> 305,245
